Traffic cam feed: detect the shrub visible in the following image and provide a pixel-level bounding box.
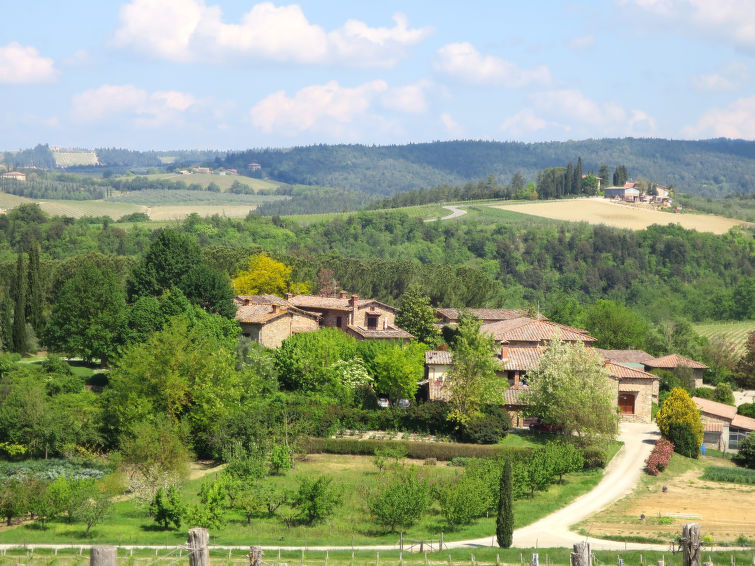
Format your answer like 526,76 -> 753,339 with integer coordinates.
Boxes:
423,458 -> 437,466
666,423 -> 699,458
150,486 -> 184,530
459,414 -> 507,444
436,474 -> 487,529
581,446 -> 608,469
656,388 -> 704,447
738,403 -> 755,419
645,438 -> 674,475
713,382 -> 735,405
302,437 -> 531,461
368,467 -> 431,532
733,432 -> 755,469
293,476 -> 341,525
702,465 -> 755,484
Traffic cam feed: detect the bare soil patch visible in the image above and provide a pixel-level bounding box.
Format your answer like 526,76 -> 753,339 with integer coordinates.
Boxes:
493,200 -> 749,235
580,466 -> 755,542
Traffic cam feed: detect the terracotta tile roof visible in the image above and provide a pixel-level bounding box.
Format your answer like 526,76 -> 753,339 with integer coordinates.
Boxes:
482,317 -> 595,344
289,295 -> 398,312
502,346 -> 546,371
435,308 -> 533,322
234,294 -> 287,306
692,397 -> 737,420
235,303 -> 319,324
732,414 -> 755,431
425,350 -> 453,364
503,387 -> 527,405
346,325 -> 413,340
645,354 -> 708,370
594,349 -> 656,364
606,362 -> 658,380
704,422 -> 723,433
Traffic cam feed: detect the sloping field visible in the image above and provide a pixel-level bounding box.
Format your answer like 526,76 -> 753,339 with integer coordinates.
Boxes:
693,321 -> 755,356
52,151 -> 99,167
147,204 -> 258,220
0,193 -> 33,209
116,172 -> 279,192
493,199 -> 749,235
38,200 -> 145,218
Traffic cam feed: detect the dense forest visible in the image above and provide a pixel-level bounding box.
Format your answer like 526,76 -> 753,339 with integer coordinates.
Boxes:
1,203 -> 753,328
221,139 -> 755,197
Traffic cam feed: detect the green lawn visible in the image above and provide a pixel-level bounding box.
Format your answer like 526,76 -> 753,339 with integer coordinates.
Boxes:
0,451 -> 609,546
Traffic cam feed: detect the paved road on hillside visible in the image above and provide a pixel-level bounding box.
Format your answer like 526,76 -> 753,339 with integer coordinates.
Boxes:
424,205 -> 467,222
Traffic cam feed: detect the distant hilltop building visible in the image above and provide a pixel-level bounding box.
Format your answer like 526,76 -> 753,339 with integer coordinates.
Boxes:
248,162 -> 262,172
1,171 -> 26,181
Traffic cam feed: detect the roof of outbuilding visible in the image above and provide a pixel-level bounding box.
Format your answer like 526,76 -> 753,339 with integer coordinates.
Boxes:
692,397 -> 737,420
732,414 -> 755,431
482,317 -> 595,343
645,354 -> 709,370
605,362 -> 658,380
346,325 -> 413,339
425,350 -> 453,364
435,308 -> 533,322
235,303 -> 319,324
503,387 -> 527,405
289,295 -> 398,312
502,347 -> 546,371
594,349 -> 656,364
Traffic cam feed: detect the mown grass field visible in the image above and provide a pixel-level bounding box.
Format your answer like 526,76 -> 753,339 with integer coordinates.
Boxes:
577,450 -> 754,543
113,173 -> 281,193
52,152 -> 99,167
494,199 -> 750,235
693,321 -> 755,356
0,443 -> 610,546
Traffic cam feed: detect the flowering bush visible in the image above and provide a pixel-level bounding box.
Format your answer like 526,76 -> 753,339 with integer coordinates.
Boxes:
646,438 -> 674,475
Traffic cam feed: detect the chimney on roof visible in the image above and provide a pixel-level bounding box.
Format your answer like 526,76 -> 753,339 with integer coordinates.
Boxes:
501,343 -> 509,361
338,290 -> 347,299
271,304 -> 279,314
350,294 -> 359,308
350,294 -> 359,325
285,292 -> 292,301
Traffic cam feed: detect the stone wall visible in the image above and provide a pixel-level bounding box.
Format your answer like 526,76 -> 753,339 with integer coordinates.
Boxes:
615,377 -> 655,423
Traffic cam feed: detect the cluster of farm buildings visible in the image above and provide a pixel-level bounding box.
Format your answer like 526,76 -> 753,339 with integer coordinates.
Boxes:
603,181 -> 673,205
234,292 -> 755,449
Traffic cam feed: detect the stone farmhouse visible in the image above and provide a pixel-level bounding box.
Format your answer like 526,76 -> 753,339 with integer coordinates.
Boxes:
234,291 -> 412,347
644,354 -> 708,389
424,312 -> 664,424
693,396 -> 755,452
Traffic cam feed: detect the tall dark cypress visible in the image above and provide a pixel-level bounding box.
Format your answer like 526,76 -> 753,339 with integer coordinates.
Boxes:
575,157 -> 583,194
565,162 -> 574,195
12,253 -> 28,355
27,240 -> 43,333
496,458 -> 514,548
0,292 -> 12,352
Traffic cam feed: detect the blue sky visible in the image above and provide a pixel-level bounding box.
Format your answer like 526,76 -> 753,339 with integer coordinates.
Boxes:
1,0 -> 754,150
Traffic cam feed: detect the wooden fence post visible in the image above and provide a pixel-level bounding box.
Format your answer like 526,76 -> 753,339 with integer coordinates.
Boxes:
188,528 -> 210,566
249,546 -> 263,566
532,554 -> 539,566
682,524 -> 702,566
571,543 -> 590,566
90,546 -> 117,566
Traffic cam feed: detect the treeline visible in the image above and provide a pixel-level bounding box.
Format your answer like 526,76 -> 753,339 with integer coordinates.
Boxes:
221,139 -> 755,197
0,177 -> 105,200
3,144 -> 56,169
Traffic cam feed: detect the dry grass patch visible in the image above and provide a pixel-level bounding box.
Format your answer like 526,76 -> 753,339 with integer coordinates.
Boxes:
493,199 -> 749,235
147,204 -> 257,220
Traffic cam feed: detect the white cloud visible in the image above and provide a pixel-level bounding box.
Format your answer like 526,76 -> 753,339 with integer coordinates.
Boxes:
0,42 -> 57,84
381,80 -> 431,114
691,62 -> 750,92
683,96 -> 755,139
500,109 -> 552,137
502,89 -> 656,138
71,84 -> 198,126
566,35 -> 595,50
621,0 -> 755,52
250,80 -> 388,135
434,42 -> 551,87
113,0 -> 431,67
440,113 -> 463,137
62,49 -> 94,67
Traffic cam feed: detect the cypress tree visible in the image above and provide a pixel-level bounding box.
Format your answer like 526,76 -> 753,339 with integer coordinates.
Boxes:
12,253 -> 28,355
565,162 -> 574,195
496,458 -> 514,548
27,240 -> 43,333
0,292 -> 12,352
575,157 -> 583,194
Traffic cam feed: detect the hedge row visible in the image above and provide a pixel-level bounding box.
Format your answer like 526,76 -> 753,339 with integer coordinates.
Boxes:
702,465 -> 755,485
302,437 -> 532,461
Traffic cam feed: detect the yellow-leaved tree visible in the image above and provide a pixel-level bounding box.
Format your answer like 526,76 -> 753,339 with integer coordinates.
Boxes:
233,254 -> 309,296
656,387 -> 704,448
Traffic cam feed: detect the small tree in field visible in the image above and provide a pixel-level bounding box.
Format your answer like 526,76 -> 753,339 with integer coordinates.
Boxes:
150,486 -> 184,530
293,476 -> 341,525
496,459 -> 513,548
369,467 -> 431,532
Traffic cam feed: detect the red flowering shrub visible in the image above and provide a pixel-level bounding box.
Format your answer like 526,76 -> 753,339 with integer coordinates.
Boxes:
645,438 -> 675,475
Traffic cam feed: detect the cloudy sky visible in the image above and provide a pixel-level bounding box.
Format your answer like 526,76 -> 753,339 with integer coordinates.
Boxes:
2,0 -> 755,150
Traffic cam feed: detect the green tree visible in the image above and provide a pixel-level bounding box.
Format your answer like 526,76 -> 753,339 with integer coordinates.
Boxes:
77,486 -> 112,537
733,432 -> 755,469
446,312 -> 504,425
523,338 -> 618,443
436,473 -> 487,530
734,332 -> 755,389
525,447 -> 555,495
233,254 -> 309,296
395,284 -> 438,345
43,262 -> 126,365
0,478 -> 27,526
0,291 -> 12,352
293,476 -> 341,525
185,479 -> 228,529
496,459 -> 513,548
547,442 -> 584,482
713,382 -> 735,405
582,300 -> 647,350
178,264 -> 236,318
150,486 -> 185,530
372,343 -> 425,406
127,229 -> 202,300
269,443 -> 292,475
26,240 -> 43,333
656,387 -> 704,448
12,253 -> 28,355
368,467 -> 431,532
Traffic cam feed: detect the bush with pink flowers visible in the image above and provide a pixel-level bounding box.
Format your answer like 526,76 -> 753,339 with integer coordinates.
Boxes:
645,438 -> 674,475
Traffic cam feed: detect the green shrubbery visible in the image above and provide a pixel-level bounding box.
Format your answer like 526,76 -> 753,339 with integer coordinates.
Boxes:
702,465 -> 755,484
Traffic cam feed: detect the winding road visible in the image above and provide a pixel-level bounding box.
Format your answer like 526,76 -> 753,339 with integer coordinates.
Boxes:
424,205 -> 467,222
